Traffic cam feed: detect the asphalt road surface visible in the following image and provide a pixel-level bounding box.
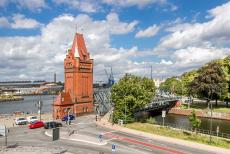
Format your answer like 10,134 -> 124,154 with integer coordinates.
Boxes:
0,114 -> 220,154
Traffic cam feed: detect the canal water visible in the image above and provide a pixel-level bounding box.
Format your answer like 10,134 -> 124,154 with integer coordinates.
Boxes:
154,114 -> 230,134
0,95 -> 56,114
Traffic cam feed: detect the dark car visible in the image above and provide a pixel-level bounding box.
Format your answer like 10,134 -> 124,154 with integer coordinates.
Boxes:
44,121 -> 62,129
62,115 -> 75,121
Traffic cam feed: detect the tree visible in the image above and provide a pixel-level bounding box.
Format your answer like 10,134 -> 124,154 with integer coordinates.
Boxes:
159,77 -> 181,95
189,61 -> 228,106
111,74 -> 156,123
222,56 -> 230,107
188,110 -> 201,134
181,70 -> 199,96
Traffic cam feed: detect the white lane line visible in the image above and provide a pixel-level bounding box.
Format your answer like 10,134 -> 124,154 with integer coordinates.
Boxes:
101,130 -> 117,135
44,131 -> 107,146
71,122 -> 95,125
104,138 -> 116,142
61,137 -> 107,146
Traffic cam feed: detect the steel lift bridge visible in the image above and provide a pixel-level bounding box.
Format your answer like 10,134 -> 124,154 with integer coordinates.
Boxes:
93,88 -> 184,116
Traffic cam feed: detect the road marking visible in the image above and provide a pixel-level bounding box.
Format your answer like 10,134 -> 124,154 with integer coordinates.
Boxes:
71,122 -> 95,125
44,131 -> 108,146
104,138 -> 115,142
101,130 -> 117,135
104,133 -> 188,154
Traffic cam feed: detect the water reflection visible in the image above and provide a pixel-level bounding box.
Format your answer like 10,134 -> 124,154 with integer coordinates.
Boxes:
0,95 -> 56,114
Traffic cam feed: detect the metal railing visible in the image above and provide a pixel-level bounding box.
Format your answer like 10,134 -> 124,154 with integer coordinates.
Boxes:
152,121 -> 230,139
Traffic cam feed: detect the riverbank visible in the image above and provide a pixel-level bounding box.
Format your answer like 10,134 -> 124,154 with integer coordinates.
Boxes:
0,113 -> 52,128
169,108 -> 230,121
0,96 -> 24,102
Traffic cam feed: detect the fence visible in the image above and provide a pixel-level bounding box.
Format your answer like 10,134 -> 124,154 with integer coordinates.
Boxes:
152,121 -> 230,139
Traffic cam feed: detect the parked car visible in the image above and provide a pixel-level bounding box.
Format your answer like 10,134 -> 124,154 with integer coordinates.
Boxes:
27,116 -> 38,123
62,115 -> 75,121
28,121 -> 44,129
15,117 -> 27,125
44,121 -> 62,129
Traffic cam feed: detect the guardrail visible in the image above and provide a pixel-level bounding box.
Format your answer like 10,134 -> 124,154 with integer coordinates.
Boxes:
152,121 -> 230,139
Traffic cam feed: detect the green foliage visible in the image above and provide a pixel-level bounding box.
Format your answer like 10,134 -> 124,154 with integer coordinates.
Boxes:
189,61 -> 228,101
181,70 -> 199,96
159,77 -> 181,94
111,74 -> 156,123
188,110 -> 201,133
222,56 -> 230,102
146,117 -> 156,124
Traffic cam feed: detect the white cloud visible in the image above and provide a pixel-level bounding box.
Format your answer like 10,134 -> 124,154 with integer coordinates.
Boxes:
160,1 -> 230,50
160,59 -> 173,65
0,17 -> 10,28
135,24 -> 160,38
11,14 -> 43,29
53,0 -> 175,13
173,44 -> 229,67
102,0 -> 167,8
149,1 -> 230,77
17,0 -> 46,11
0,13 -> 141,82
0,0 -> 8,7
106,13 -> 138,34
53,0 -> 100,13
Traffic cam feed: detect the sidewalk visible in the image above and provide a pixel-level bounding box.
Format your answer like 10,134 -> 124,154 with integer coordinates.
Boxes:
96,112 -> 230,154
45,129 -> 107,146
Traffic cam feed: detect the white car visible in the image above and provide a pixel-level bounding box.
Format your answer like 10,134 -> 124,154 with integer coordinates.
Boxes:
15,117 -> 27,125
27,116 -> 38,123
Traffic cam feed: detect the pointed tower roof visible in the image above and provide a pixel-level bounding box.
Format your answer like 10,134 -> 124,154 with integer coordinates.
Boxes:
71,33 -> 90,60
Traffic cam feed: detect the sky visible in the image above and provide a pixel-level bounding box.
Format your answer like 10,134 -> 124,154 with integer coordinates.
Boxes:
0,0 -> 230,83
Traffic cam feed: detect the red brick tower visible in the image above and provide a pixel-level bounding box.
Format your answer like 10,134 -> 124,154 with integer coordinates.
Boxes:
53,33 -> 94,119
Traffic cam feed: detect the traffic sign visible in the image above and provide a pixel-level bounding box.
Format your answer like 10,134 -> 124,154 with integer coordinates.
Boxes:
162,110 -> 166,118
112,144 -> 116,153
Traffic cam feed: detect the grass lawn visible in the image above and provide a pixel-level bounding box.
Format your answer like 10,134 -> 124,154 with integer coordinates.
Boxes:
126,122 -> 230,149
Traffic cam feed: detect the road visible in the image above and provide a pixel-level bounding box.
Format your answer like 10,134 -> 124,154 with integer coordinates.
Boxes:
0,114 -> 221,154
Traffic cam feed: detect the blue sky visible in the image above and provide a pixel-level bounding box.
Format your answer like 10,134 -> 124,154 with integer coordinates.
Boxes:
0,0 -> 230,82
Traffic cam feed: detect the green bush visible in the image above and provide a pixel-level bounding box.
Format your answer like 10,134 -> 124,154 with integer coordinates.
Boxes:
146,117 -> 156,124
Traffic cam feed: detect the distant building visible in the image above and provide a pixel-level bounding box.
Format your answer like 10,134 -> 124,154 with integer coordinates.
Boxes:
53,32 -> 94,119
153,78 -> 166,87
0,80 -> 63,95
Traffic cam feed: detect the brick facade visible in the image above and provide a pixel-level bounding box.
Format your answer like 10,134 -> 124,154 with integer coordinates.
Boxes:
53,33 -> 94,119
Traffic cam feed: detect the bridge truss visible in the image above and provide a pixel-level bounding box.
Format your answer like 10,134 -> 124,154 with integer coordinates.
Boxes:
93,87 -> 113,115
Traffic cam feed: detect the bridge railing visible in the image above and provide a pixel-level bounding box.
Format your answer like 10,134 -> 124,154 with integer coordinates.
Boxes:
152,121 -> 230,139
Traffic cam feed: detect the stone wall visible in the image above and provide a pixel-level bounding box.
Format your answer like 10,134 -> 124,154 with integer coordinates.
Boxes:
169,108 -> 230,120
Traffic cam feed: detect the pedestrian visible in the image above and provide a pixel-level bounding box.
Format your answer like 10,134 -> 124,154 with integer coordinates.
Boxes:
96,115 -> 98,121
99,134 -> 102,142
